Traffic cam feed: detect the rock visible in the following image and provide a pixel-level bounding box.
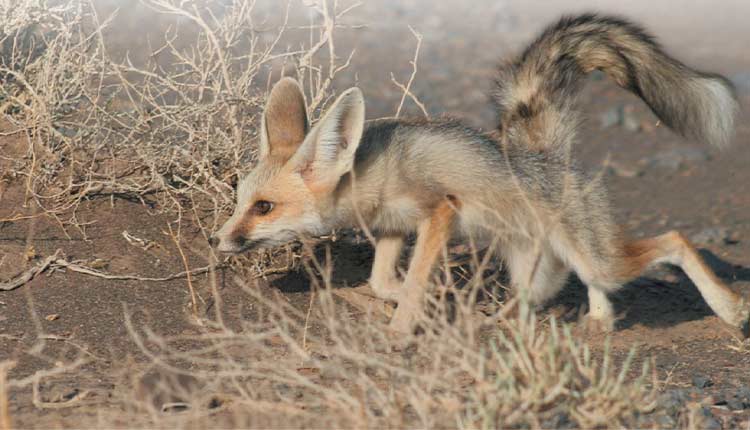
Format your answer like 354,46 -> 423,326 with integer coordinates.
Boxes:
599,104 -> 641,132
737,386 -> 750,400
658,389 -> 687,414
703,416 -> 722,430
542,411 -> 575,429
655,414 -> 676,428
692,375 -> 713,389
727,398 -> 746,411
40,384 -> 81,403
274,383 -> 294,397
606,161 -> 642,178
700,408 -> 722,430
600,105 -> 622,129
135,369 -> 202,412
622,108 -> 641,132
691,227 -> 737,245
55,126 -> 78,138
728,386 -> 750,410
640,147 -> 710,171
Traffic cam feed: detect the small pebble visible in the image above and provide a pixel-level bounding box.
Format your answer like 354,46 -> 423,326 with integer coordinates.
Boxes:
703,416 -> 722,430
640,147 -> 710,171
691,227 -> 736,246
727,398 -> 745,411
692,376 -> 713,389
606,161 -> 642,178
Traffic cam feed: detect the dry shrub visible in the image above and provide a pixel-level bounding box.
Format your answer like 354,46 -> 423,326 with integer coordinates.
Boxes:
1,0 -> 355,240
1,1 -> 665,429
119,251 -> 658,429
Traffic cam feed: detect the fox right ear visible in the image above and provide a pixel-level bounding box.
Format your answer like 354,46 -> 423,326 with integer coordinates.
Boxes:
258,77 -> 309,162
288,87 -> 365,192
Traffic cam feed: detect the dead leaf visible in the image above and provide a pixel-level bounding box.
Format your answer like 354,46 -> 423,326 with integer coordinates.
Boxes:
24,246 -> 37,261
296,367 -> 320,376
264,335 -> 287,347
89,258 -> 109,269
45,314 -> 59,321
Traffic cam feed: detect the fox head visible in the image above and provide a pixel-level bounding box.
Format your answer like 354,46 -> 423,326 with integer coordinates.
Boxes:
211,78 -> 365,253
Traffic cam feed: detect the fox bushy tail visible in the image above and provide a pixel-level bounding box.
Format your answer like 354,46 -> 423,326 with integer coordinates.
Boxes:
494,14 -> 738,149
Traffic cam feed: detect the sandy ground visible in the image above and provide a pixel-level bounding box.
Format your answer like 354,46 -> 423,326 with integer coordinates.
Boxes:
2,0 -> 750,427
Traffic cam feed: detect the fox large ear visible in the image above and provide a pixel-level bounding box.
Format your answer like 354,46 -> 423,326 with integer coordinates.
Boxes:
289,87 -> 365,190
258,77 -> 309,162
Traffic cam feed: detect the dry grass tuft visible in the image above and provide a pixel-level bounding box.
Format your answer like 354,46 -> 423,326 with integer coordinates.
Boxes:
115,251 -> 658,428
1,0 -> 354,249
1,1 -> 667,428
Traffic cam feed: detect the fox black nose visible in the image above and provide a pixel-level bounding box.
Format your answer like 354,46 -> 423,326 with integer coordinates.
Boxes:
208,235 -> 219,247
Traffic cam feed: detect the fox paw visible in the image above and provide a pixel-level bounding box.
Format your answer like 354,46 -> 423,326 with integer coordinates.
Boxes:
388,306 -> 418,335
578,313 -> 616,335
369,277 -> 403,302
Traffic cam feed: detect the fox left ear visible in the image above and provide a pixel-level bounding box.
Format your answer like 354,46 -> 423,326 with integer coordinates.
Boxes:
259,77 -> 309,162
289,87 -> 365,190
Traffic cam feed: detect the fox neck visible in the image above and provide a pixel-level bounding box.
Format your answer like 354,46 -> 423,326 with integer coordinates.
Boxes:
314,167 -> 418,238
314,171 -> 371,231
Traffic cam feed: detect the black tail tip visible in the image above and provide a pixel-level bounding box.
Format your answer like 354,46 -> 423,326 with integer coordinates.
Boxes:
742,317 -> 750,339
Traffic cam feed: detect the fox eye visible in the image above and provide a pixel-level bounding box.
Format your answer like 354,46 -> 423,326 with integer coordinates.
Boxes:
252,200 -> 274,216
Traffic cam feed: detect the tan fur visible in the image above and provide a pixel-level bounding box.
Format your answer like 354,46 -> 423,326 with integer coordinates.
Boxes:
616,231 -> 746,327
369,236 -> 404,302
213,14 -> 748,338
388,198 -> 459,333
261,77 -> 308,161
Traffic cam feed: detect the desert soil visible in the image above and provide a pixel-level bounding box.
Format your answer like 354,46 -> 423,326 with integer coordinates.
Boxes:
2,1 -> 750,428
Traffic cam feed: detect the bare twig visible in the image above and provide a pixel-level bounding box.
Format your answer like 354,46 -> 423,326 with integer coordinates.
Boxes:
0,250 -> 220,291
167,222 -> 199,317
391,26 -> 428,118
0,251 -> 61,291
0,361 -> 13,430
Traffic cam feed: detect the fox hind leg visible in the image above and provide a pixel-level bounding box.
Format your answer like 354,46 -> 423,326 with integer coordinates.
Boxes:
584,287 -> 616,331
619,230 -> 749,337
558,229 -> 749,336
505,242 -> 569,306
505,241 -> 614,329
549,232 -> 622,331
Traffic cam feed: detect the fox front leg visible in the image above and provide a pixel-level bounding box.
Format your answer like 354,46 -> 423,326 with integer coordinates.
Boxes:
369,235 -> 405,302
389,198 -> 459,334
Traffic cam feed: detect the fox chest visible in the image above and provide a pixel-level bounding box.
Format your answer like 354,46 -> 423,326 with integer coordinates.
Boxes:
367,196 -> 426,236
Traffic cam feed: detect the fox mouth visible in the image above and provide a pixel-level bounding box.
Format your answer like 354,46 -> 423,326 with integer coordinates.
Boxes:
220,232 -> 297,255
213,228 -> 299,255
228,239 -> 269,254
213,238 -> 266,255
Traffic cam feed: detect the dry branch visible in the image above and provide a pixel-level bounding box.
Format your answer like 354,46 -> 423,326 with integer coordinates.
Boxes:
0,250 -> 219,291
332,284 -> 394,319
0,361 -> 12,430
391,26 -> 428,118
0,251 -> 61,291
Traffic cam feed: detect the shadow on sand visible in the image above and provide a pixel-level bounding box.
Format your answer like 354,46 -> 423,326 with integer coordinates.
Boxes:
267,239 -> 750,331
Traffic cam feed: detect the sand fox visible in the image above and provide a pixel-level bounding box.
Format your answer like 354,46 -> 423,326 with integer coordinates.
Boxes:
211,14 -> 749,337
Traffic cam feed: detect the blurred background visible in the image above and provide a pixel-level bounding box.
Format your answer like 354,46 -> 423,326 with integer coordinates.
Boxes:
93,0 -> 750,128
